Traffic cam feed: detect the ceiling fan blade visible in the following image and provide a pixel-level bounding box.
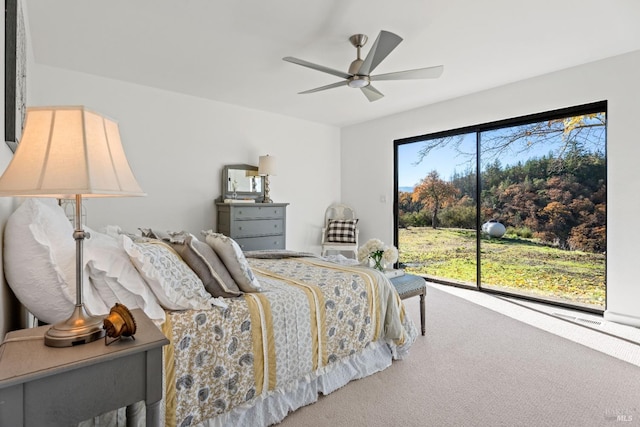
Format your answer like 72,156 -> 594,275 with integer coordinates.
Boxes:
357,30 -> 403,76
371,65 -> 444,81
283,56 -> 352,79
299,80 -> 347,94
361,85 -> 384,102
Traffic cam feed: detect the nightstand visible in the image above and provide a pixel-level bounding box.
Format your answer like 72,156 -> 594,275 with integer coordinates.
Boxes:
0,308 -> 169,427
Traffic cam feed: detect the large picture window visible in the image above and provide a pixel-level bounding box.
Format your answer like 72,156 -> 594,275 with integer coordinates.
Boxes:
395,102 -> 606,312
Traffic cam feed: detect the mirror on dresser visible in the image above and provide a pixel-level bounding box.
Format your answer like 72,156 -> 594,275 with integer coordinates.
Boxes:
221,164 -> 264,202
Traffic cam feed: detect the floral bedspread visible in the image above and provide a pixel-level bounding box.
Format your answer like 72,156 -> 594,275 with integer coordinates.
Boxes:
162,257 -> 414,427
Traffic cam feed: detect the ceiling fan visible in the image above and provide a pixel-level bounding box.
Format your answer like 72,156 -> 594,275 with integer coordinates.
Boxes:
283,30 -> 444,102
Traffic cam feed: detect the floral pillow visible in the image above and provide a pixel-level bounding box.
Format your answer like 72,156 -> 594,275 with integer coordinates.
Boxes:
202,231 -> 262,293
122,235 -> 225,310
326,219 -> 358,243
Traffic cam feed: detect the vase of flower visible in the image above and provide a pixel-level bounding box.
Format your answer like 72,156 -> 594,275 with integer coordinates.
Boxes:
358,238 -> 398,272
370,250 -> 385,271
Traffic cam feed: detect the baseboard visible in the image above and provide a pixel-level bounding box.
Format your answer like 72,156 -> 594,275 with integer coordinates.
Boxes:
604,310 -> 640,328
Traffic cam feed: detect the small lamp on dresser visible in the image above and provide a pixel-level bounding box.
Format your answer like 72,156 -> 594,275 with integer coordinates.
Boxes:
258,154 -> 276,203
0,105 -> 146,347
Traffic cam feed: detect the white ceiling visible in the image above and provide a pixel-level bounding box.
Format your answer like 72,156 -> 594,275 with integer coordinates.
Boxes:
24,0 -> 640,128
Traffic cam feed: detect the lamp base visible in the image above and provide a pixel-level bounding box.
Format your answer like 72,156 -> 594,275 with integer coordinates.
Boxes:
44,304 -> 105,347
263,174 -> 273,203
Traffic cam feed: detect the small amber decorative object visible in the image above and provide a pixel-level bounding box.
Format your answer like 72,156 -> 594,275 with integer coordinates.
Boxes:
103,303 -> 137,345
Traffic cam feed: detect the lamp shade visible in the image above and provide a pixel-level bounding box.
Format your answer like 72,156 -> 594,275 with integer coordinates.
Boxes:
0,106 -> 145,198
258,155 -> 276,176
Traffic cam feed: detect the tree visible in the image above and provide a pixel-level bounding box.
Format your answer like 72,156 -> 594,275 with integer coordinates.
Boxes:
538,201 -> 574,248
412,171 -> 459,228
413,113 -> 605,166
398,191 -> 423,215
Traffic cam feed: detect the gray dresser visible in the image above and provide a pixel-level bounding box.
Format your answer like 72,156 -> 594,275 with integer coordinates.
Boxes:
216,202 -> 289,251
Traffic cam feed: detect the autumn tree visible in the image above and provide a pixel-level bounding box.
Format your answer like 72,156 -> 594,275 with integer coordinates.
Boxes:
412,171 -> 459,228
398,191 -> 423,215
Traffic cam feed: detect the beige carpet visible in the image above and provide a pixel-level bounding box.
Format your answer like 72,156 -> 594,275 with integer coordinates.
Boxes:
277,284 -> 640,426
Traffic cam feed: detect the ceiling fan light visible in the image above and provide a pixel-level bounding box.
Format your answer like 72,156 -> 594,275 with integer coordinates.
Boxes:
348,76 -> 370,88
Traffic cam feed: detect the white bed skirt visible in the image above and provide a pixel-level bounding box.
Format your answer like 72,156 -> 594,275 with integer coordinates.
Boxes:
201,340 -> 394,427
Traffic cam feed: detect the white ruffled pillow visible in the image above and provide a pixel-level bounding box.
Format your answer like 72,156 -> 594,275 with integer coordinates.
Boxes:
202,231 -> 262,293
85,229 -> 166,322
4,198 -> 109,323
122,235 -> 224,310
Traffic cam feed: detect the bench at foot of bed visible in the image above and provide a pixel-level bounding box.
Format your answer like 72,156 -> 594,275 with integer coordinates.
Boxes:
389,274 -> 426,336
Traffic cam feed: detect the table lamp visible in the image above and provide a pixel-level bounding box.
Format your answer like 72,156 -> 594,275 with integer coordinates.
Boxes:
258,154 -> 276,203
0,106 -> 145,347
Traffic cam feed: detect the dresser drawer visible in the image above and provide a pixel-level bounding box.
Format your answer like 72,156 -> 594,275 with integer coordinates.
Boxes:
232,219 -> 283,237
233,206 -> 285,220
216,202 -> 289,251
235,235 -> 285,251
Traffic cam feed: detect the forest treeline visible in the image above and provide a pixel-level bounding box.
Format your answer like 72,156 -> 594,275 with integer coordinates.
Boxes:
398,148 -> 606,253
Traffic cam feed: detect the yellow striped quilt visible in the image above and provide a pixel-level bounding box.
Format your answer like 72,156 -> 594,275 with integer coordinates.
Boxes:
162,257 -> 412,426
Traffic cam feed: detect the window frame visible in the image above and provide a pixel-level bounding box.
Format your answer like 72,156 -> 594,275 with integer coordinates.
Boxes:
393,100 -> 607,314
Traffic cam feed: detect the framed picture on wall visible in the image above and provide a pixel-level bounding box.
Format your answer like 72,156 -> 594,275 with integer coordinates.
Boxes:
5,0 -> 27,153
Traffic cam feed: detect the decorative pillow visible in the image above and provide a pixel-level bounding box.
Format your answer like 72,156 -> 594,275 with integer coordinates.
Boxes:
202,231 -> 262,293
122,235 -> 220,310
326,219 -> 359,243
3,198 -> 109,323
137,229 -> 243,297
85,228 -> 166,322
169,235 -> 242,298
138,227 -> 171,241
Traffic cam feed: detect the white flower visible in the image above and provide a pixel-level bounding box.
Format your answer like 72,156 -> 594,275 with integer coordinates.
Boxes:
357,238 -> 398,266
383,246 -> 399,264
357,246 -> 370,263
366,238 -> 385,253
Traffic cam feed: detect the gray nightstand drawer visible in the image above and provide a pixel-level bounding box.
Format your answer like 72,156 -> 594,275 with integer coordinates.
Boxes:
235,235 -> 285,251
233,206 -> 285,220
233,219 -> 283,237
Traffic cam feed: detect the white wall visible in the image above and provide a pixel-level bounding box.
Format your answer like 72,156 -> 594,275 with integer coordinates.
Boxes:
30,64 -> 341,253
341,50 -> 640,327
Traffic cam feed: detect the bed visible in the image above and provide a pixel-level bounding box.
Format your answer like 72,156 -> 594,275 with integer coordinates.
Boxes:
3,199 -> 417,426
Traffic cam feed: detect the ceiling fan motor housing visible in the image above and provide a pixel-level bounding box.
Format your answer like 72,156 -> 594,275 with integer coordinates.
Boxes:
348,59 -> 363,75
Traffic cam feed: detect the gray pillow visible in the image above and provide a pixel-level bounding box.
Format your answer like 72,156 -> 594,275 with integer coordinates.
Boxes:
138,227 -> 171,241
169,235 -> 242,298
202,231 -> 262,293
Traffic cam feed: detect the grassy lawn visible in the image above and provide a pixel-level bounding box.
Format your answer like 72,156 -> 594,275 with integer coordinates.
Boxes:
399,227 -> 605,309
